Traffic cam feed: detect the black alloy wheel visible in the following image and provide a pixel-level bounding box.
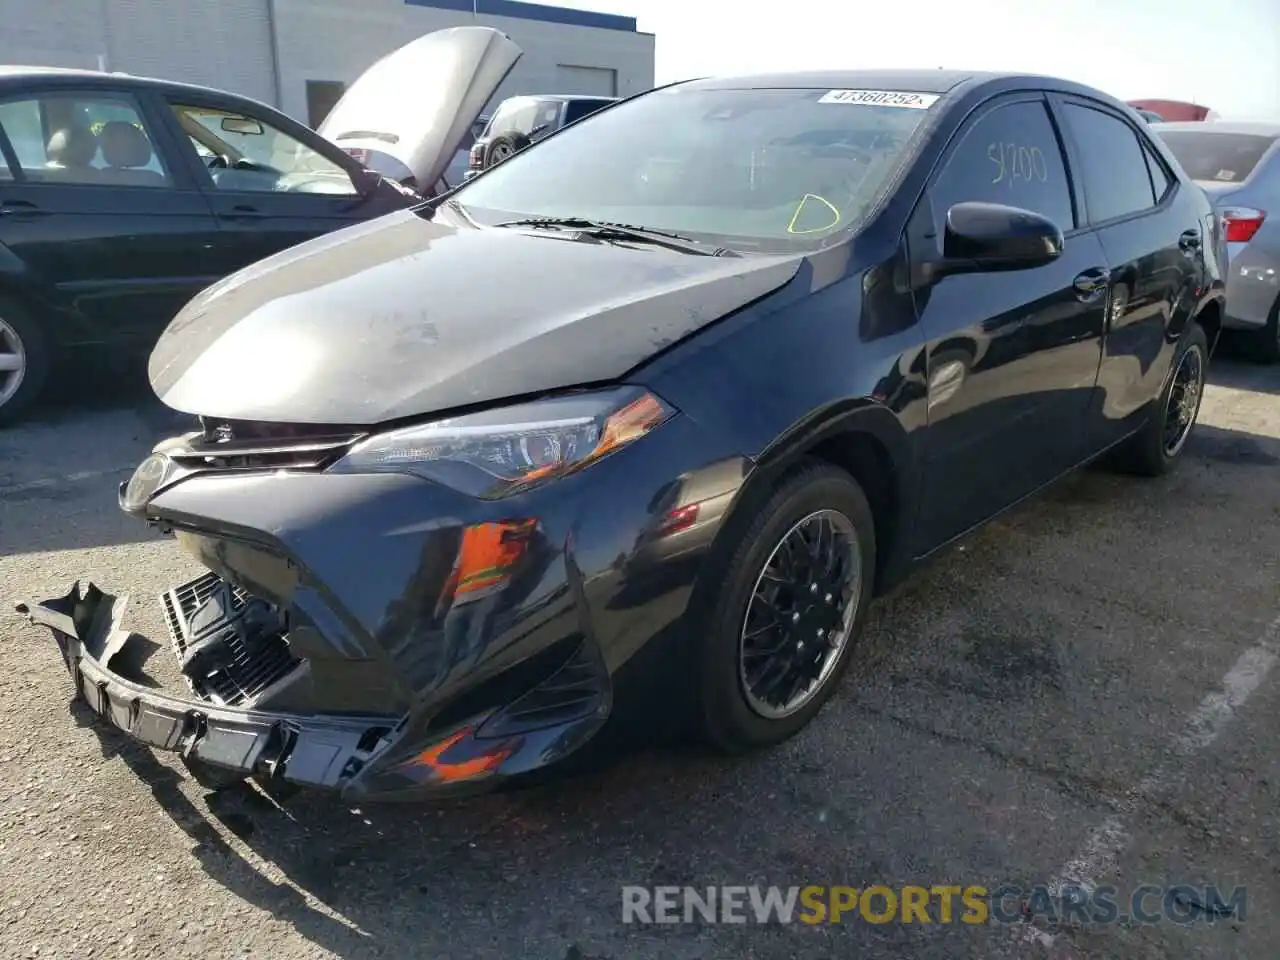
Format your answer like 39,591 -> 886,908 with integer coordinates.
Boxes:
693,462 -> 876,753
1161,340 -> 1204,459
1111,320 -> 1208,476
738,508 -> 862,720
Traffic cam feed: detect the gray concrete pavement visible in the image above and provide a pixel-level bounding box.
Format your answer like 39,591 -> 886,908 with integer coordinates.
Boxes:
1,357 -> 1277,959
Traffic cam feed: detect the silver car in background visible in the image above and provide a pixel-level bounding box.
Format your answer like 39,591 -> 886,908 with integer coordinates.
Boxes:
1153,121 -> 1280,360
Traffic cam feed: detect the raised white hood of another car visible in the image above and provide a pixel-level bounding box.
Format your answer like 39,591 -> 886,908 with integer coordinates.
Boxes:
318,26 -> 521,191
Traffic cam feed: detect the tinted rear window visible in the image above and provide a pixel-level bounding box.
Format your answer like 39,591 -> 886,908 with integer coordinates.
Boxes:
1155,131 -> 1276,183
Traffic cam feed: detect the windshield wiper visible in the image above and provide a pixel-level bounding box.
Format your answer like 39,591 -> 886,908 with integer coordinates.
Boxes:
494,216 -> 737,257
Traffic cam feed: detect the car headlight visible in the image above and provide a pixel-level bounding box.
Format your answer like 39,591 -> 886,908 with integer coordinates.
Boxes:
328,387 -> 675,498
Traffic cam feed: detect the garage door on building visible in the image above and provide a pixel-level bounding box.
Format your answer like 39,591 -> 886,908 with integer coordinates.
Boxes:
555,65 -> 617,97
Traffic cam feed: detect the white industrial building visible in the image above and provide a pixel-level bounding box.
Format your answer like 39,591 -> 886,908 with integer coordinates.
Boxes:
0,0 -> 655,126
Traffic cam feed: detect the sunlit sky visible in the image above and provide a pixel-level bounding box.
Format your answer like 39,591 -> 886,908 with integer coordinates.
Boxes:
552,0 -> 1280,120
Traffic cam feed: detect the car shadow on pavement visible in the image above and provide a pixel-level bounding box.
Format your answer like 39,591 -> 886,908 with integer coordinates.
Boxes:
1210,338 -> 1280,396
68,700 -> 369,951
1183,422 -> 1280,467
69,694 -> 740,959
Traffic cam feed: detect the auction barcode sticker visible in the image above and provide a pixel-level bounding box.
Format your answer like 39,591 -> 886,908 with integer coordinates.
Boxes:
818,89 -> 940,109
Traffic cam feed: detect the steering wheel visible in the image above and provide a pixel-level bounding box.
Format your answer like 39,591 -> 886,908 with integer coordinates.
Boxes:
206,153 -> 232,170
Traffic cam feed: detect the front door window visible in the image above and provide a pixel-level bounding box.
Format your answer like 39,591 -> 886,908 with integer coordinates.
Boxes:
171,103 -> 357,195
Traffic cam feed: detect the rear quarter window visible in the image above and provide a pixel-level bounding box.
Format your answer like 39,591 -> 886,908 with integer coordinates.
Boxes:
563,99 -> 610,125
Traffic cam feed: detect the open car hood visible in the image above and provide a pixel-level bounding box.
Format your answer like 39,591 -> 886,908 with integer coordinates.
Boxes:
318,26 -> 521,190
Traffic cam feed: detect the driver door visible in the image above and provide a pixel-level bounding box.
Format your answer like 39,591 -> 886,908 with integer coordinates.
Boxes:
164,95 -> 398,271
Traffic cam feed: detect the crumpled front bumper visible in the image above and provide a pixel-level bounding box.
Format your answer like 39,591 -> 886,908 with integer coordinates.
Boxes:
18,579 -> 611,801
19,408 -> 747,801
19,581 -> 391,790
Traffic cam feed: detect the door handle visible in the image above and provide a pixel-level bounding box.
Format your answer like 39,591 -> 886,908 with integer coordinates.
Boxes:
223,204 -> 266,221
0,199 -> 52,218
1179,228 -> 1202,251
1073,267 -> 1111,301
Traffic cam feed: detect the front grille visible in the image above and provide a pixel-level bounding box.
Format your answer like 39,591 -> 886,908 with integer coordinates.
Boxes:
161,572 -> 301,707
168,418 -> 365,472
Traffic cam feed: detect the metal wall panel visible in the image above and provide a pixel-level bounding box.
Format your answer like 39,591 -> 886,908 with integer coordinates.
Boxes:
103,0 -> 276,104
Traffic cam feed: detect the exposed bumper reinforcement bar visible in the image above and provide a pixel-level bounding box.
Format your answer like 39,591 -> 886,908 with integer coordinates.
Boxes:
17,581 -> 394,792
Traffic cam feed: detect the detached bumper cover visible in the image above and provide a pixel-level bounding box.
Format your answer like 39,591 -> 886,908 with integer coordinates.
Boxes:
19,581 -> 392,790
19,580 -> 612,800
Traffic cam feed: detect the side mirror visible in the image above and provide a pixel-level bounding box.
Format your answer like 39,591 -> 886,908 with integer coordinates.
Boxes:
935,201 -> 1064,278
351,166 -> 384,197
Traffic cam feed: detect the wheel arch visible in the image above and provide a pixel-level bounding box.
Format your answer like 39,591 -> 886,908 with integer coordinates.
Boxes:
1193,294 -> 1224,358
710,402 -> 918,597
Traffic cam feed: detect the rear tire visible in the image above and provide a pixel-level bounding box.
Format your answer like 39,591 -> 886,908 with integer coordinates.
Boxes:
1246,297 -> 1280,364
1111,321 -> 1208,477
0,295 -> 50,427
693,462 -> 876,754
483,132 -> 531,169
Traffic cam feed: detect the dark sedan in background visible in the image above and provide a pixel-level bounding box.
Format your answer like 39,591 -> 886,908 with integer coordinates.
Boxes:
0,27 -> 523,423
24,67 -> 1225,803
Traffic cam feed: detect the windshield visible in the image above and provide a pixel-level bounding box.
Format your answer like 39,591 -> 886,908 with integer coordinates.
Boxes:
450,86 -> 935,251
1155,130 -> 1277,184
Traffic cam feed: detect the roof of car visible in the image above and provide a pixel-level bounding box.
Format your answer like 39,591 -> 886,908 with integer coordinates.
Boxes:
680,68 -> 1126,102
1153,120 -> 1280,136
0,65 -> 271,109
499,94 -> 618,104
684,69 -> 985,92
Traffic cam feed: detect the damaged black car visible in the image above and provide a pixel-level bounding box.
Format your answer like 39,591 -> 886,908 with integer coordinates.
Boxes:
21,63 -> 1225,801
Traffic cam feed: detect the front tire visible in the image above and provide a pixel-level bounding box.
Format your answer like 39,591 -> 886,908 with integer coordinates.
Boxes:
695,462 -> 876,754
0,295 -> 50,427
1111,321 -> 1208,476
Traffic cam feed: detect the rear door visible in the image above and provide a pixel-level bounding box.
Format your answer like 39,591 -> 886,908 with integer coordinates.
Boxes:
163,94 -> 403,272
1053,97 -> 1199,446
908,93 -> 1109,552
0,86 -> 220,345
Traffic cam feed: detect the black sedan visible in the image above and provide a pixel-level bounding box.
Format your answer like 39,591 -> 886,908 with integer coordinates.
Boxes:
0,27 -> 523,423
22,68 -> 1226,802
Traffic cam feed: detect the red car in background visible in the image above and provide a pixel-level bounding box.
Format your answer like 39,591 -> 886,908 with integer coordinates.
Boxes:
1128,99 -> 1219,122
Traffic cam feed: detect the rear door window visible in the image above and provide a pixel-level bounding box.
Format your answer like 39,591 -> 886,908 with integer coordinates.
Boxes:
1061,103 -> 1158,223
531,100 -> 561,138
1153,130 -> 1277,184
0,92 -> 172,187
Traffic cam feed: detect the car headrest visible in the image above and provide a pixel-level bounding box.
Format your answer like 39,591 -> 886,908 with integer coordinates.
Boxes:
101,121 -> 153,169
45,126 -> 98,167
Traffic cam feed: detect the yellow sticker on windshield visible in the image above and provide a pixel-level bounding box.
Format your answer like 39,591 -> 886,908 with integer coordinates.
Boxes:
787,194 -> 841,234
